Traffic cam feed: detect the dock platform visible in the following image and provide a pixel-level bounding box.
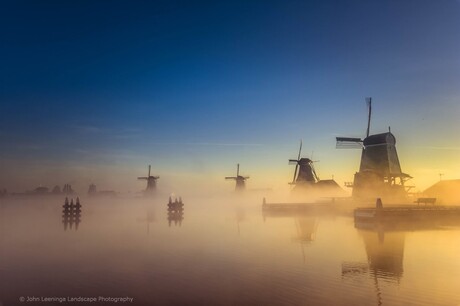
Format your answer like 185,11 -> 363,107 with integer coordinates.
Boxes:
354,205 -> 460,222
262,197 -> 338,215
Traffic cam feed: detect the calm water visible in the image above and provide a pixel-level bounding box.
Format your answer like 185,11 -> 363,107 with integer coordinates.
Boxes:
1,195 -> 460,306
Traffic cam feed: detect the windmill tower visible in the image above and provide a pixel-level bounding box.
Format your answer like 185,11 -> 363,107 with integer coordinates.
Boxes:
289,140 -> 319,186
225,164 -> 249,191
336,98 -> 412,201
138,165 -> 160,193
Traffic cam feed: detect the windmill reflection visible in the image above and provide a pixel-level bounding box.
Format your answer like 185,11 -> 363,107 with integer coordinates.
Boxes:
361,230 -> 405,279
344,213 -> 460,283
342,228 -> 405,306
167,196 -> 184,227
137,211 -> 156,234
293,218 -> 317,244
62,197 -> 82,231
235,207 -> 245,236
263,210 -> 318,243
263,210 -> 318,262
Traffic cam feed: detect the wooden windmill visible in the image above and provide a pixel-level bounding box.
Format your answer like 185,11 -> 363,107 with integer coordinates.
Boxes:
138,165 -> 160,193
336,98 -> 412,201
289,140 -> 319,185
225,164 -> 249,191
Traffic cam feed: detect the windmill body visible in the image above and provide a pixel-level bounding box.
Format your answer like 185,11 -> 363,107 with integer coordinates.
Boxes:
336,98 -> 411,202
293,158 -> 317,184
289,141 -> 318,187
138,165 -> 160,193
289,141 -> 345,196
352,132 -> 411,200
225,164 -> 249,191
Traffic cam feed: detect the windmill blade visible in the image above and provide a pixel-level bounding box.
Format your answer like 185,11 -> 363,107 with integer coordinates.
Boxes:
148,165 -> 151,177
297,140 -> 302,160
292,164 -> 299,184
365,97 -> 372,138
289,159 -> 300,164
336,137 -> 363,149
243,176 -> 250,179
237,164 -> 240,176
336,137 -> 362,142
225,177 -> 237,180
138,177 -> 148,179
311,164 -> 319,182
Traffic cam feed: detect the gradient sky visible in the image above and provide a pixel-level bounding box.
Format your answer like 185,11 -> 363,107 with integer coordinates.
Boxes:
1,0 -> 459,192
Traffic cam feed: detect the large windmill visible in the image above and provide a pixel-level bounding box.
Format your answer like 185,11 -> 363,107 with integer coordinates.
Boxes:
289,140 -> 319,185
138,165 -> 160,193
336,98 -> 412,201
225,164 -> 249,191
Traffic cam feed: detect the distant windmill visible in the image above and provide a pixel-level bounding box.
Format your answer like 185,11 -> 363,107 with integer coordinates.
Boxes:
289,140 -> 319,185
335,97 -> 412,200
138,165 -> 160,192
225,164 -> 249,191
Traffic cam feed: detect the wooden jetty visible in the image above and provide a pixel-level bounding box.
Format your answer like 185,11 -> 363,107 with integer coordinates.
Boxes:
354,199 -> 460,222
262,197 -> 337,214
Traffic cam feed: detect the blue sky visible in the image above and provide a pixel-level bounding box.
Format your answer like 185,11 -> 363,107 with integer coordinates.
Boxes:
1,0 -> 459,192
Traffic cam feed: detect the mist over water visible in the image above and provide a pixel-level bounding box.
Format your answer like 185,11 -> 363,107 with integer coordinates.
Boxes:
1,191 -> 460,306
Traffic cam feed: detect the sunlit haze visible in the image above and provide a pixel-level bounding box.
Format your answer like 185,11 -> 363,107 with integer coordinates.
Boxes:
1,1 -> 459,194
2,2 -> 460,306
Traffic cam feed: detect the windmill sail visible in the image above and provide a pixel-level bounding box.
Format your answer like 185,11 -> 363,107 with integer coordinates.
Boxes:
336,137 -> 363,149
336,97 -> 372,149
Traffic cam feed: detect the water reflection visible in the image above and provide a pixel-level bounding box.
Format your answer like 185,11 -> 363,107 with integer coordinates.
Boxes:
342,226 -> 407,282
62,197 -> 82,231
137,211 -> 156,234
235,207 -> 245,235
293,218 -> 317,244
263,210 -> 318,244
342,229 -> 405,306
263,209 -> 319,264
1,197 -> 460,305
347,208 -> 460,281
167,197 -> 184,227
167,210 -> 184,226
362,230 -> 405,279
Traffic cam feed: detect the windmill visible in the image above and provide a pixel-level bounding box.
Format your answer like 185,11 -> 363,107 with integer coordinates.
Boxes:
138,165 -> 160,193
225,164 -> 249,191
289,140 -> 319,185
336,97 -> 412,201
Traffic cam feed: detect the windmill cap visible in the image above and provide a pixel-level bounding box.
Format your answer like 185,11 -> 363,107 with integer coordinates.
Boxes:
363,132 -> 396,146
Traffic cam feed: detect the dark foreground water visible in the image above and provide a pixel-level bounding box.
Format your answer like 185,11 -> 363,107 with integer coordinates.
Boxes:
1,195 -> 459,306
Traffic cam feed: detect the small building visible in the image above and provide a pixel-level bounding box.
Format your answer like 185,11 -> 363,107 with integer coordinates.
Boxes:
52,185 -> 61,194
33,186 -> 49,194
423,179 -> 460,204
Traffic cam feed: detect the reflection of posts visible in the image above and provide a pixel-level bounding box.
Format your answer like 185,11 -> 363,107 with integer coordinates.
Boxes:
62,197 -> 82,231
376,198 -> 383,209
167,197 -> 184,226
167,210 -> 184,226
